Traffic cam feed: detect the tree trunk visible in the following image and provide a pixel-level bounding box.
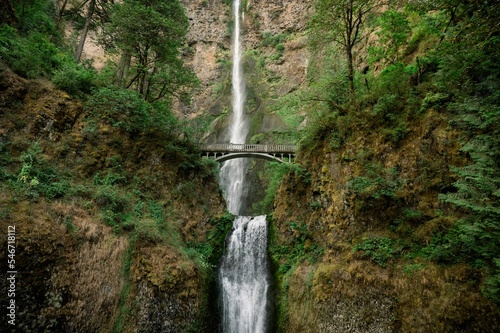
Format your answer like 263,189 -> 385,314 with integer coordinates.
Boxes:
75,0 -> 96,63
0,0 -> 17,27
56,0 -> 69,23
115,51 -> 131,87
346,45 -> 355,103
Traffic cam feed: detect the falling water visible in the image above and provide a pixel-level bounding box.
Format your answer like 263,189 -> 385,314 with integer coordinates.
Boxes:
219,0 -> 248,215
219,216 -> 270,333
218,0 -> 271,332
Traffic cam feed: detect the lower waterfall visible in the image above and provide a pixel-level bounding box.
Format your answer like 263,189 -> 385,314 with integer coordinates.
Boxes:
219,216 -> 270,333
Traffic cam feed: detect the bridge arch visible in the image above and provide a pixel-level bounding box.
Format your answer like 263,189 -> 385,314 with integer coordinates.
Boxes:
213,152 -> 289,163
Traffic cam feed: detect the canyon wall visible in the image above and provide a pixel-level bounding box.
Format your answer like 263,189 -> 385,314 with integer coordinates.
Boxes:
180,0 -> 311,143
0,63 -> 226,333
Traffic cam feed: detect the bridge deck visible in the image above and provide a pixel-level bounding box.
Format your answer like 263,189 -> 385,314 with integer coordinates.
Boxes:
202,143 -> 297,163
203,143 -> 297,154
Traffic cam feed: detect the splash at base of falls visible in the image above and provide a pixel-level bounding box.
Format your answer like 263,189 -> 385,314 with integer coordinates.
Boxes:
219,215 -> 271,333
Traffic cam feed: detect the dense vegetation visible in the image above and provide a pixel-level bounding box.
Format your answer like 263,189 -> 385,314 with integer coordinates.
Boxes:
0,3 -> 227,331
298,0 -> 500,303
0,0 -> 499,331
0,0 -> 222,238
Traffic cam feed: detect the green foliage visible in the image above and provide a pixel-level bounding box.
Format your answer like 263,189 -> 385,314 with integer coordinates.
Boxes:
261,32 -> 288,48
305,44 -> 350,111
369,10 -> 411,64
271,90 -> 307,131
15,142 -> 71,200
310,0 -> 379,100
348,165 -> 405,200
299,112 -> 342,152
14,0 -> 60,36
484,259 -> 500,304
252,162 -> 310,214
422,0 -> 500,303
374,63 -> 411,98
85,87 -> 180,136
269,219 -> 322,333
104,0 -> 197,102
113,234 -> 136,333
270,221 -> 324,275
353,237 -> 406,267
52,62 -> 97,96
93,171 -> 127,186
354,237 -> 393,267
260,33 -> 287,61
403,263 -> 425,275
185,213 -> 234,275
93,185 -> 129,214
0,25 -> 66,78
367,63 -> 413,142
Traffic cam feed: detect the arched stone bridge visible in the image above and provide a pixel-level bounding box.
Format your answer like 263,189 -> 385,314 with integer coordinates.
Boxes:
202,144 -> 297,163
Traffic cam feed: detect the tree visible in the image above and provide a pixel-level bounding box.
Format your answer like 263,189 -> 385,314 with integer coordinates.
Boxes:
0,0 -> 17,27
74,0 -> 95,62
55,0 -> 114,62
310,0 -> 379,104
433,0 -> 500,303
103,0 -> 196,102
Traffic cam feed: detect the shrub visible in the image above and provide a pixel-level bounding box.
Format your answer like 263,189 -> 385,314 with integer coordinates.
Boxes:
86,87 -> 181,138
348,168 -> 405,200
93,171 -> 127,186
93,185 -> 129,213
353,237 -> 400,267
14,0 -> 60,37
0,25 -> 64,78
52,62 -> 96,96
16,142 -> 71,199
86,87 -> 154,133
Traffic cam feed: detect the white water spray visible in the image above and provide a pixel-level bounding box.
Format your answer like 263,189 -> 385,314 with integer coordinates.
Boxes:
218,1 -> 271,332
219,0 -> 248,215
220,216 -> 270,333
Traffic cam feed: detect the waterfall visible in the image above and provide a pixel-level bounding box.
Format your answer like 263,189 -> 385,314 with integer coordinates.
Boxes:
219,216 -> 270,333
219,0 -> 248,215
218,1 -> 271,332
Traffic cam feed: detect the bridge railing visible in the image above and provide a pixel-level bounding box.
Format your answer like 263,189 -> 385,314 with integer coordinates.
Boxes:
203,143 -> 297,153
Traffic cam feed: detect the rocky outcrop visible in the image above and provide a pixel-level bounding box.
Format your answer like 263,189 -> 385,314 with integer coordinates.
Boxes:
0,66 -> 226,333
0,200 -> 127,333
271,111 -> 500,332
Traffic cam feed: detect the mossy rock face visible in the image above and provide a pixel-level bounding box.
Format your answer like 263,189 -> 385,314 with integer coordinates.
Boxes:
133,280 -> 202,333
269,74 -> 500,332
259,113 -> 288,134
0,68 -> 226,333
130,246 -> 204,333
0,198 -> 128,333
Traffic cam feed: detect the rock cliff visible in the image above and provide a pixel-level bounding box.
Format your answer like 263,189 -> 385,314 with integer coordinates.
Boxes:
0,64 -> 226,333
180,0 -> 311,138
271,116 -> 500,331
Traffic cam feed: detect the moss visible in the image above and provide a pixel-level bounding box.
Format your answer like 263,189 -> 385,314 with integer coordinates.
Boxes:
0,65 -> 226,332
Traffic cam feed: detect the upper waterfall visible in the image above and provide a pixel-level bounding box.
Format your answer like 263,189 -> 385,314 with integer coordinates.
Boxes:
219,0 -> 249,215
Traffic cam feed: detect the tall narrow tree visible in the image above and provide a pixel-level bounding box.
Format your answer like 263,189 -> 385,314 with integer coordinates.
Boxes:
74,0 -> 95,62
311,0 -> 379,104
